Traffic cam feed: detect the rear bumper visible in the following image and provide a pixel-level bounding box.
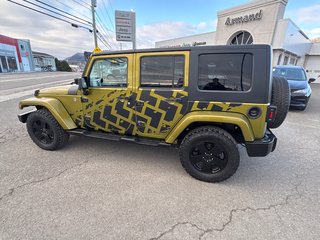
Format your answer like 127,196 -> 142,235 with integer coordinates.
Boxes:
245,129 -> 277,157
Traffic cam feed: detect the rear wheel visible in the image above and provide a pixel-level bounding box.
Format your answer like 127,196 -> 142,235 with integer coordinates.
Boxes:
26,109 -> 69,150
268,76 -> 290,129
179,126 -> 239,182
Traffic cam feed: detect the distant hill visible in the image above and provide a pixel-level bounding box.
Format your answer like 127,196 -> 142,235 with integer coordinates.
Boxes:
65,53 -> 87,71
65,53 -> 85,62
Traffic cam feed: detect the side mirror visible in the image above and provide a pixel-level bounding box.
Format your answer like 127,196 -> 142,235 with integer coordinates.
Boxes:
78,77 -> 89,95
308,78 -> 316,83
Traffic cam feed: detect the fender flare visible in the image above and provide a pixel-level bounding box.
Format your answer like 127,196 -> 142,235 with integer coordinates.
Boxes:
19,97 -> 77,130
165,111 -> 255,143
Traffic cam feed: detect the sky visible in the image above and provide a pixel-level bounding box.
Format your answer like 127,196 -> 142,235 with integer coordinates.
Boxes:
0,0 -> 319,59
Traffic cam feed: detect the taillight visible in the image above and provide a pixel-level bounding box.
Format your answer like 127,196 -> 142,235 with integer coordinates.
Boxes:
266,106 -> 277,122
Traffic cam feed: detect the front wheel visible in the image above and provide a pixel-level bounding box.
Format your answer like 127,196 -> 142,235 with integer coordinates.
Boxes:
179,126 -> 240,182
26,109 -> 69,150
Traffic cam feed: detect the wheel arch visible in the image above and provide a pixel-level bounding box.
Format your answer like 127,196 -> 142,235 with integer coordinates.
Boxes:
165,111 -> 255,144
19,97 -> 77,130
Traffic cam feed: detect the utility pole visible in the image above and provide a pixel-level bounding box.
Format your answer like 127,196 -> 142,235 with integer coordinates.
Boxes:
91,0 -> 98,49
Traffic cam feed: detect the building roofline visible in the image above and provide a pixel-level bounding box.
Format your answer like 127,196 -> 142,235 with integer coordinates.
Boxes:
273,48 -> 301,57
218,0 -> 288,17
32,51 -> 55,58
156,31 -> 216,44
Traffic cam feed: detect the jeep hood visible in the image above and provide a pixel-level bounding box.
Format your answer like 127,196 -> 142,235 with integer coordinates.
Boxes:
287,80 -> 308,90
37,85 -> 78,96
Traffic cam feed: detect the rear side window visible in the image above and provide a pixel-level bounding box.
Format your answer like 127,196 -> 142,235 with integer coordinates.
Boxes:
198,53 -> 252,91
140,55 -> 184,88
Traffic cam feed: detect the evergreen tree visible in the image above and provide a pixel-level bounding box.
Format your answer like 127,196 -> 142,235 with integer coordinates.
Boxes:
55,58 -> 72,72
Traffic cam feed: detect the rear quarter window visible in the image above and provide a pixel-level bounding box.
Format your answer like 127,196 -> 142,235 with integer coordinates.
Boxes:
198,53 -> 252,91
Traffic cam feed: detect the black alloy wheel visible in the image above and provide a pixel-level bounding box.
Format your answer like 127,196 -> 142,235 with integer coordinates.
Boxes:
179,126 -> 240,182
26,109 -> 69,150
190,141 -> 228,174
32,119 -> 54,144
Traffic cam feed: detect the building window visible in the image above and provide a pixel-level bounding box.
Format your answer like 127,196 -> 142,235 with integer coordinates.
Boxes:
289,57 -> 295,65
140,55 -> 185,88
283,56 -> 289,65
7,57 -> 18,71
0,56 -> 8,72
229,31 -> 253,45
277,54 -> 282,65
198,53 -> 252,91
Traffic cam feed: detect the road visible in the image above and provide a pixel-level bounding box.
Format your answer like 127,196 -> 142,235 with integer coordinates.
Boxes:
0,72 -> 319,240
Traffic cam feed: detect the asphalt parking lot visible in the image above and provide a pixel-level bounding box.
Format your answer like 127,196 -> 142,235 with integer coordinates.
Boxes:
0,72 -> 319,239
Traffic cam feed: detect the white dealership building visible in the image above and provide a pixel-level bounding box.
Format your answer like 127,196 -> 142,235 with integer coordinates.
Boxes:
156,0 -> 320,80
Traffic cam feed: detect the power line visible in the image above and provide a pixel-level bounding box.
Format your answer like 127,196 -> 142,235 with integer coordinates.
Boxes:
70,0 -> 91,10
96,33 -> 111,50
95,22 -> 114,49
35,0 -> 92,25
54,0 -> 116,49
96,13 -> 114,32
21,0 -> 91,27
108,0 -> 115,15
7,0 -> 92,31
101,0 -> 115,30
54,0 -> 91,22
96,8 -> 114,32
76,0 -> 91,8
95,14 -> 117,49
8,0 -> 114,50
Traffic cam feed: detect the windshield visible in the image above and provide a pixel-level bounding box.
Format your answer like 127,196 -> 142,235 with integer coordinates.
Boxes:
273,68 -> 307,81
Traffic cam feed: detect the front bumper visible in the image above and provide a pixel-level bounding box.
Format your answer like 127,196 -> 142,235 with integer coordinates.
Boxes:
18,109 -> 37,123
290,95 -> 309,108
245,129 -> 277,157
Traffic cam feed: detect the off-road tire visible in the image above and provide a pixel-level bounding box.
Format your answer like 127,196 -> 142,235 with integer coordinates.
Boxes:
268,76 -> 290,129
179,126 -> 240,183
26,109 -> 69,150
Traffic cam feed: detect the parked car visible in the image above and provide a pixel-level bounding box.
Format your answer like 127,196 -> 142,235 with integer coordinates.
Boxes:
273,65 -> 315,110
18,45 -> 290,182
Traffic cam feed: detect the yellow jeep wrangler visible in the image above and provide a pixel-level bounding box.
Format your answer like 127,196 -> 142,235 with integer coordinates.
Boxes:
18,45 -> 289,182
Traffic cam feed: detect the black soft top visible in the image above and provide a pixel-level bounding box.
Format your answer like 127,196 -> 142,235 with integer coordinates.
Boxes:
92,44 -> 270,56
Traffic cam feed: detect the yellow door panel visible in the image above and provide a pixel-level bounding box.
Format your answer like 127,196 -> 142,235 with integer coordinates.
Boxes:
132,51 -> 190,139
81,54 -> 135,134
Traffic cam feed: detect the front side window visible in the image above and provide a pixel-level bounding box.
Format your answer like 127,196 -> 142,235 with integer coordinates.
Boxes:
198,53 -> 252,91
140,55 -> 185,88
89,57 -> 128,87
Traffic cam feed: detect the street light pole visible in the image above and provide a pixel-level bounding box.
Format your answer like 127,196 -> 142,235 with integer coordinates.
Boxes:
91,0 -> 98,49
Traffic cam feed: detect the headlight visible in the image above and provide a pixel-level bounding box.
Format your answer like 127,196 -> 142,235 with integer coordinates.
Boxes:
293,88 -> 307,94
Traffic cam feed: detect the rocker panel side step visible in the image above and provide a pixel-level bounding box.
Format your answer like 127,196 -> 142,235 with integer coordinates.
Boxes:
68,129 -> 170,147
